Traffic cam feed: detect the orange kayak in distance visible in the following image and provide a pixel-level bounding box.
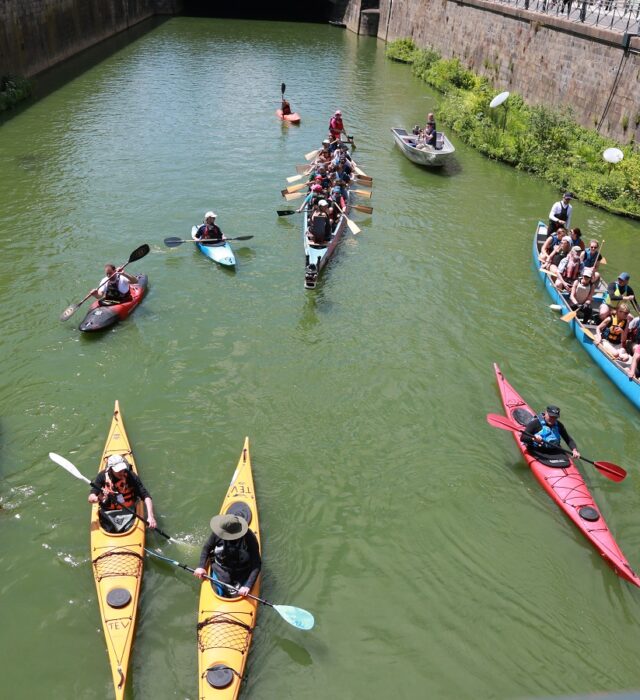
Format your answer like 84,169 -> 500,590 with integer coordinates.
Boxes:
276,109 -> 301,124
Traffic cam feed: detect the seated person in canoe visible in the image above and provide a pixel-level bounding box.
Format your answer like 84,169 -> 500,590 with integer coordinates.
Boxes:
569,268 -> 597,323
329,110 -> 345,141
626,326 -> 640,379
316,140 -> 333,164
330,183 -> 347,211
521,405 -> 580,459
542,235 -> 571,276
598,272 -> 635,322
580,239 -> 603,275
88,454 -> 157,534
539,227 -> 567,264
569,227 -> 585,252
281,97 -> 292,116
554,246 -> 582,292
90,264 -> 137,304
196,211 -> 225,242
595,302 -> 631,361
547,192 -> 573,235
193,514 -> 261,598
296,184 -> 324,213
307,200 -> 333,246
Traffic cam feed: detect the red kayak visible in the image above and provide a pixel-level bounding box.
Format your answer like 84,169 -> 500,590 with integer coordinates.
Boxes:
276,109 -> 301,124
79,275 -> 148,332
494,363 -> 640,587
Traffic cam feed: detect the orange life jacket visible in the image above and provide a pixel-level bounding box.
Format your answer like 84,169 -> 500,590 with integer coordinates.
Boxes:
103,470 -> 136,510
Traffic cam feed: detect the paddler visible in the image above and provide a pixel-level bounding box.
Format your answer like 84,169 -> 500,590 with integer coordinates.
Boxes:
547,192 -> 574,235
193,514 -> 261,598
329,110 -> 345,141
195,211 -> 225,242
88,454 -> 157,533
595,302 -> 631,361
90,264 -> 137,304
281,97 -> 292,116
598,272 -> 636,322
521,406 -> 580,459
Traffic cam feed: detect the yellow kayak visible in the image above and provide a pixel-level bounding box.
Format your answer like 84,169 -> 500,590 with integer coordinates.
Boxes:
197,437 -> 261,699
90,400 -> 145,699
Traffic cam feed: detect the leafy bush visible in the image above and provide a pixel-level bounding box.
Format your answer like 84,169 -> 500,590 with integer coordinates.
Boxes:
0,75 -> 33,113
386,38 -> 640,218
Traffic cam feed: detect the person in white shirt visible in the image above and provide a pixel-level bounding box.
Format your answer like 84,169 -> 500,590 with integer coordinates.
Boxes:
548,192 -> 574,234
91,264 -> 137,303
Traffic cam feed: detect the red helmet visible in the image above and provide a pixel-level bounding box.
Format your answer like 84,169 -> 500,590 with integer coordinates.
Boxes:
311,184 -> 323,192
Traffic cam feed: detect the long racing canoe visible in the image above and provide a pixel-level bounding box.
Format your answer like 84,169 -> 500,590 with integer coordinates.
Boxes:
197,437 -> 261,699
533,220 -> 640,409
494,363 -> 640,587
90,401 -> 146,698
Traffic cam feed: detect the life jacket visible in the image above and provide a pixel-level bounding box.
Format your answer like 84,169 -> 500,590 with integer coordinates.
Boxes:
604,283 -> 628,309
329,116 -> 343,135
534,413 -> 561,447
582,249 -> 600,268
103,274 -> 130,302
573,280 -> 594,305
103,470 -> 136,510
310,213 -> 331,242
603,314 -> 627,345
199,223 -> 223,241
213,537 -> 250,572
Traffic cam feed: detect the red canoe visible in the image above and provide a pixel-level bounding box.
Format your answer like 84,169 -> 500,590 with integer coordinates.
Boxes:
79,275 -> 148,332
276,109 -> 301,124
494,363 -> 640,587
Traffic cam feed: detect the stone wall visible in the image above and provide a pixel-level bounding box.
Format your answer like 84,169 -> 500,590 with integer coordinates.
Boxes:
0,0 -> 181,78
363,0 -> 640,142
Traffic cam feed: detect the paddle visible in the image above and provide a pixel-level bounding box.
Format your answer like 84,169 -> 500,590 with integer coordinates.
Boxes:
60,244 -> 150,321
282,182 -> 308,195
305,148 -> 320,161
352,188 -> 372,199
334,202 -> 360,235
277,203 -> 372,217
281,81 -> 285,97
354,164 -> 369,178
296,164 -> 313,174
164,236 -> 253,248
277,209 -> 307,217
144,548 -> 315,630
485,414 -> 626,481
284,191 -> 304,201
48,452 -> 183,542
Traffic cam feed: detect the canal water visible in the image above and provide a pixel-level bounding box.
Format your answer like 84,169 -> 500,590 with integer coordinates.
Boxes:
0,17 -> 639,700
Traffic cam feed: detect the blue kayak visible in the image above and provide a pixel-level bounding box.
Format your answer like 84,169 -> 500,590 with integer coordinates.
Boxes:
190,226 -> 236,267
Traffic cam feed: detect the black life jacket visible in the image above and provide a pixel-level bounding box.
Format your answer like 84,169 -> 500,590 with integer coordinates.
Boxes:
213,537 -> 250,572
310,213 -> 331,242
104,274 -> 130,302
103,470 -> 136,510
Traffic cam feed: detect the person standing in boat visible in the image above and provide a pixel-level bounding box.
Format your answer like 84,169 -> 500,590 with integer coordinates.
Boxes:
598,272 -> 636,322
196,211 -> 225,242
329,110 -> 346,141
548,192 -> 574,235
88,454 -> 157,534
193,514 -> 261,598
521,406 -> 580,459
90,264 -> 137,304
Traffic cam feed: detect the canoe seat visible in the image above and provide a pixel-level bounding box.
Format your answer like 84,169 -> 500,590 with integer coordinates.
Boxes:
512,408 -> 533,426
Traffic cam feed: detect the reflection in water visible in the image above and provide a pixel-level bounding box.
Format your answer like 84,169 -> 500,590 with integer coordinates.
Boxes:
274,636 -> 313,667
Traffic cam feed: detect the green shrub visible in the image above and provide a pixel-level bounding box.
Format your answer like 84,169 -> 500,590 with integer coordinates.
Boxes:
386,39 -> 418,64
0,75 -> 33,113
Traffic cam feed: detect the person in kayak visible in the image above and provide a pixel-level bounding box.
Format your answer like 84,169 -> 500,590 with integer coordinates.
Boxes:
598,272 -> 635,322
548,192 -> 574,235
88,454 -> 157,534
329,110 -> 345,141
521,406 -> 580,459
196,211 -> 225,242
595,302 -> 631,361
90,264 -> 137,304
193,514 -> 261,598
281,97 -> 292,116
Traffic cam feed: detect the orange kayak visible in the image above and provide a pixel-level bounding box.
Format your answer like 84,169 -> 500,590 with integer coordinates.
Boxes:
276,109 -> 301,124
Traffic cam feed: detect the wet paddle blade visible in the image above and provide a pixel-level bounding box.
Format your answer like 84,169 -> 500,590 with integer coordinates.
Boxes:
273,604 -> 315,630
281,82 -> 286,95
296,164 -> 311,174
164,237 -> 185,247
593,461 -> 626,482
286,174 -> 303,183
284,192 -> 304,201
346,217 -> 361,235
129,243 -> 150,262
352,189 -> 372,199
286,182 -> 308,194
561,310 -> 578,323
305,148 -> 319,161
277,209 -> 298,216
60,303 -> 79,321
352,204 -> 373,215
49,452 -> 91,484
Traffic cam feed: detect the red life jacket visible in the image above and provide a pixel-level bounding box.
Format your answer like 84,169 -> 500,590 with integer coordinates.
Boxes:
103,470 -> 136,510
329,116 -> 343,135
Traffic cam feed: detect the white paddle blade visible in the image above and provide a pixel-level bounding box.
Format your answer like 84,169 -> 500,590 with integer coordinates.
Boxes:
286,174 -> 303,183
273,604 -> 315,630
305,149 -> 319,161
49,452 -> 91,484
346,218 -> 361,235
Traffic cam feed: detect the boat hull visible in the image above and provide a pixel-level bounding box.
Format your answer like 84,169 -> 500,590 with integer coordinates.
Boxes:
191,226 -> 236,267
79,276 -> 147,332
390,127 -> 455,167
276,109 -> 301,124
90,401 -> 146,699
494,363 -> 640,586
197,438 -> 260,700
303,193 -> 350,289
532,220 -> 640,409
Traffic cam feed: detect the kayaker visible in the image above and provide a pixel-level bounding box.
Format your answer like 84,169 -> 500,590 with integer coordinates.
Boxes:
569,268 -> 597,322
521,406 -> 580,459
193,514 -> 261,598
88,454 -> 157,533
329,110 -> 345,141
281,97 -> 292,116
595,302 -> 631,361
598,272 -> 635,322
548,192 -> 574,235
90,264 -> 136,304
196,211 -> 225,242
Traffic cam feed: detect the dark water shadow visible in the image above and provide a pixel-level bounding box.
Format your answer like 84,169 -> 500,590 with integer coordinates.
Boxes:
1,17 -> 167,127
234,246 -> 256,263
298,289 -> 336,331
274,636 -> 313,667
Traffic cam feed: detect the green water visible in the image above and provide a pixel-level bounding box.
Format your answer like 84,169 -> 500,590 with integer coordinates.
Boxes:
1,17 -> 639,700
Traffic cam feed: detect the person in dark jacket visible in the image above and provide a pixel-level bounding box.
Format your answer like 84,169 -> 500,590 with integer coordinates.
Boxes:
193,514 -> 261,598
195,211 -> 225,242
521,406 -> 580,459
88,454 -> 157,533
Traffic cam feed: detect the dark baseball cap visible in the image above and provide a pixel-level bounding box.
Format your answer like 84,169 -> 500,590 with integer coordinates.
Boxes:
546,405 -> 561,417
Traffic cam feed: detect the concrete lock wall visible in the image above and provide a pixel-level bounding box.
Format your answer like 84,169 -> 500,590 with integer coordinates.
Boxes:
0,0 -> 179,78
347,0 -> 640,142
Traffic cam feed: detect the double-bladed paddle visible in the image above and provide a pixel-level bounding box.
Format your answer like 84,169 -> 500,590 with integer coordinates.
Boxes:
485,413 -> 626,481
60,243 -> 150,321
48,452 -> 182,542
164,236 -> 253,248
144,547 -> 315,631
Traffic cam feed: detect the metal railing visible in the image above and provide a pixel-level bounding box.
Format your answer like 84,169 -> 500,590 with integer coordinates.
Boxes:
490,0 -> 640,33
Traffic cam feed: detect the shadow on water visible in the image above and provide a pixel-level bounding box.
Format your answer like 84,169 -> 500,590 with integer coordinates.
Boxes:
274,636 -> 313,667
0,17 -> 167,127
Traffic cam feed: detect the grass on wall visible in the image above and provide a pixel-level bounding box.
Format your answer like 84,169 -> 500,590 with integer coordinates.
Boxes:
387,39 -> 640,219
0,75 -> 33,114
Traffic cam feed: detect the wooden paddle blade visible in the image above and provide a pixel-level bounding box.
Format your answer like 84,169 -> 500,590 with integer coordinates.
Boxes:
286,174 -> 303,183
60,303 -> 79,321
354,165 -> 368,178
540,268 -> 558,278
346,218 -> 361,235
352,204 -> 373,214
296,164 -> 311,174
285,182 -> 308,194
355,178 -> 372,188
164,237 -> 185,247
352,189 -> 372,199
593,461 -> 626,481
284,192 -> 304,201
277,209 -> 298,216
561,310 -> 578,322
305,148 -> 319,161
